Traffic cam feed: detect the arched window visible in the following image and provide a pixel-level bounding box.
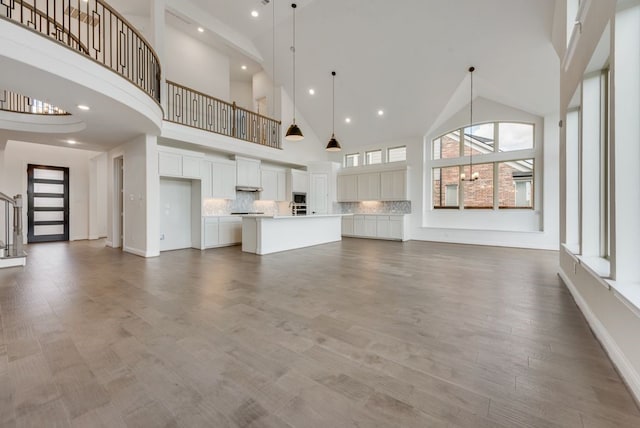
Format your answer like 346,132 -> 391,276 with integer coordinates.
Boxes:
431,121 -> 535,209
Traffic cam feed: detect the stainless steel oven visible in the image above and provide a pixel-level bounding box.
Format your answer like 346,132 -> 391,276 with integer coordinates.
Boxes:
292,193 -> 307,215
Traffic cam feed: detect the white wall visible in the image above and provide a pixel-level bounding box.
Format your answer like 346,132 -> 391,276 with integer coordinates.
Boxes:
89,153 -> 108,239
252,71 -> 281,119
1,140 -> 102,243
164,25 -> 230,100
558,0 -> 640,403
117,134 -> 160,257
230,80 -> 253,111
327,97 -> 559,250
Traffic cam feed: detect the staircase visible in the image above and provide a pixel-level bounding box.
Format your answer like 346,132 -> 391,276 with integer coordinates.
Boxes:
1,193 -> 26,269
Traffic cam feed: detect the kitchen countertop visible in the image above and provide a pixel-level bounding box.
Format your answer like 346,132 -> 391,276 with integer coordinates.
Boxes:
239,213 -> 351,219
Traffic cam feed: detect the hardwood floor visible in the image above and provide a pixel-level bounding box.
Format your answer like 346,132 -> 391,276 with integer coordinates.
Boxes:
0,238 -> 638,427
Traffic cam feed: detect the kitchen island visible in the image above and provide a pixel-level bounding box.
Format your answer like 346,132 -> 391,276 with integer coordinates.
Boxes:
241,214 -> 347,255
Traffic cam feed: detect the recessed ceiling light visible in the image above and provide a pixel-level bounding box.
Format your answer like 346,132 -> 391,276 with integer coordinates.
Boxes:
308,88 -> 315,95
67,140 -> 77,145
377,109 -> 384,116
345,117 -> 351,123
77,104 -> 90,111
241,65 -> 247,70
197,27 -> 204,33
251,10 -> 259,18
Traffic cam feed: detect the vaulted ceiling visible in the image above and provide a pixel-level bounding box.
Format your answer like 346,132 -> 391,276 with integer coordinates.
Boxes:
186,0 -> 560,147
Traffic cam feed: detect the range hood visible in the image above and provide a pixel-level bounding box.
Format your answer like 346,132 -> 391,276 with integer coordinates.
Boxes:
235,185 -> 263,192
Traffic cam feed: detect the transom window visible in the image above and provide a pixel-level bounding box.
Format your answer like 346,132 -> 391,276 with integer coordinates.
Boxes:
345,153 -> 360,167
387,146 -> 407,162
366,150 -> 382,165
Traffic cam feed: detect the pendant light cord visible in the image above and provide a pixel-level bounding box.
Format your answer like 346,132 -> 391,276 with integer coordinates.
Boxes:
332,71 -> 335,135
292,3 -> 297,123
272,0 -> 275,115
469,66 -> 474,177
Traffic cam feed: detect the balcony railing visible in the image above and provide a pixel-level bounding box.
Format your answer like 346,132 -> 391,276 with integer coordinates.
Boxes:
0,89 -> 69,115
1,0 -> 161,104
165,81 -> 282,150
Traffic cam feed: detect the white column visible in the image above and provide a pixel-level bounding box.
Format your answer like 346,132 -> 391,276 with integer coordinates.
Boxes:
150,0 -> 167,111
613,3 -> 640,282
145,135 -> 160,257
122,134 -> 159,257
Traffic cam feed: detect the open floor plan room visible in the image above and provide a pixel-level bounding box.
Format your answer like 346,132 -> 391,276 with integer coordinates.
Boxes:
0,239 -> 638,427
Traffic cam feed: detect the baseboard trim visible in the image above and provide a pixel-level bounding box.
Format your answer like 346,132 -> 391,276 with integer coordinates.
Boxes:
123,246 -> 147,257
105,240 -> 114,248
558,269 -> 640,404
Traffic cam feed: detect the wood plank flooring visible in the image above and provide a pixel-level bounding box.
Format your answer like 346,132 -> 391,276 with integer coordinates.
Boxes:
0,238 -> 638,427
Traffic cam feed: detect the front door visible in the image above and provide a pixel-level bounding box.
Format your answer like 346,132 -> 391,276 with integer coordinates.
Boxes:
27,164 -> 69,243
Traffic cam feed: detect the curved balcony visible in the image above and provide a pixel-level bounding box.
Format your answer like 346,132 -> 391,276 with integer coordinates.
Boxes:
1,89 -> 68,115
1,0 -> 161,104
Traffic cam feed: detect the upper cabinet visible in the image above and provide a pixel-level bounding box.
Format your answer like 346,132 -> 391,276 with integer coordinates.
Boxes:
287,169 -> 309,196
357,173 -> 381,201
337,174 -> 358,202
380,169 -> 407,201
212,161 -> 237,199
236,157 -> 261,188
202,158 -> 236,200
158,150 -> 202,179
260,167 -> 286,201
337,166 -> 408,202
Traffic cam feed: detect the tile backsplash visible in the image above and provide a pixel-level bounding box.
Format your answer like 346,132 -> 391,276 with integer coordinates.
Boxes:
336,201 -> 411,214
203,193 -> 411,216
202,192 -> 287,216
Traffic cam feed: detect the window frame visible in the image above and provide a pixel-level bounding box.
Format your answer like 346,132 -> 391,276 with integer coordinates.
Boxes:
365,149 -> 383,165
387,146 -> 407,163
429,120 -> 537,211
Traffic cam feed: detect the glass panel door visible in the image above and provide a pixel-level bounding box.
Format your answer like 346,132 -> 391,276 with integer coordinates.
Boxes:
27,164 -> 69,243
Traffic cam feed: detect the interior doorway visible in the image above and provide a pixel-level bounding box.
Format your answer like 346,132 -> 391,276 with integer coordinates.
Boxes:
27,164 -> 69,243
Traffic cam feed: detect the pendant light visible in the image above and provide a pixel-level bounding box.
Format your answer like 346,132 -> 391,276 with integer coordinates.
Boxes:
326,71 -> 342,152
285,3 -> 304,141
461,66 -> 479,182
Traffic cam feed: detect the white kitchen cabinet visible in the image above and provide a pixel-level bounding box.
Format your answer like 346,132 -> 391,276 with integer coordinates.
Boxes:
203,216 -> 242,248
342,214 -> 406,241
287,169 -> 309,196
380,169 -> 407,201
211,161 -> 237,199
389,216 -> 404,239
337,175 -> 358,202
236,157 -> 261,187
260,168 -> 286,201
358,173 -> 381,201
342,216 -> 354,235
203,218 -> 219,247
158,152 -> 182,176
219,217 -> 242,245
353,215 -> 365,236
182,156 -> 201,178
364,216 -> 377,237
376,215 -> 391,238
159,151 -> 202,179
338,167 -> 407,202
201,161 -> 212,198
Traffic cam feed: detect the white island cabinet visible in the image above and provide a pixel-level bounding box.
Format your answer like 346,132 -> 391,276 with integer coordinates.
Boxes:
241,214 -> 346,255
